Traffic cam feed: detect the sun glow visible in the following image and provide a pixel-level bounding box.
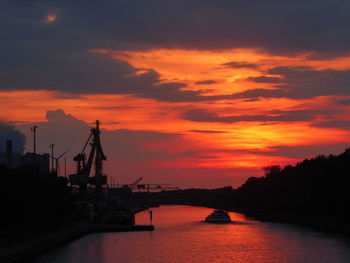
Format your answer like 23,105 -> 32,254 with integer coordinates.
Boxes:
45,14 -> 56,23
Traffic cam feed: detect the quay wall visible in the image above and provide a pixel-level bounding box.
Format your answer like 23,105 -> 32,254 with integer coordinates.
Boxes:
0,223 -> 154,263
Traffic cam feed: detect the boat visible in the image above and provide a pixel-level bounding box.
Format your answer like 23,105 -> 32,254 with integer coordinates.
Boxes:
205,209 -> 231,223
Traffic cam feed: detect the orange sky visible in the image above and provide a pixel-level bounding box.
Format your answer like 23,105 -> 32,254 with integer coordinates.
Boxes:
2,48 -> 350,187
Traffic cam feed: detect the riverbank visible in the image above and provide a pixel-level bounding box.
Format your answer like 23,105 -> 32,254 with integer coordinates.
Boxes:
232,209 -> 350,236
237,209 -> 350,236
0,223 -> 154,263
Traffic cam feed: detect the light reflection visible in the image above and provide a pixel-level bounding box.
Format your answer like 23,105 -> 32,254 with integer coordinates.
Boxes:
31,206 -> 350,263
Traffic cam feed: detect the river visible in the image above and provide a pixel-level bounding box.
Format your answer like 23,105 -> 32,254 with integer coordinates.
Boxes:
32,205 -> 350,263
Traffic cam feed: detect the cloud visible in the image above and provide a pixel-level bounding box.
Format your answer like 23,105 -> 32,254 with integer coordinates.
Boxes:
313,120 -> 350,129
45,109 -> 87,127
247,76 -> 282,83
18,109 -> 181,162
182,108 -> 331,123
0,122 -> 26,153
2,1 -> 350,101
222,61 -> 259,69
195,80 -> 218,85
270,66 -> 350,98
188,130 -> 227,134
136,82 -> 203,102
230,67 -> 350,100
15,109 -> 257,187
338,99 -> 350,105
252,144 -> 348,159
1,0 -> 348,56
0,46 -> 220,102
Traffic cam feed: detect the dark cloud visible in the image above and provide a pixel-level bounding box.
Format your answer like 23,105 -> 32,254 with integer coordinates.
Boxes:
136,82 -> 202,102
338,99 -> 350,105
182,108 -> 331,123
195,80 -> 218,85
228,88 -> 288,100
252,144 -> 348,159
2,0 -> 346,56
222,61 -> 259,69
2,1 -> 350,101
0,48 -> 198,101
247,76 -> 282,83
230,67 -> 350,100
270,66 -> 350,99
313,120 -> 350,129
306,51 -> 350,60
188,130 -> 227,134
0,122 -> 26,153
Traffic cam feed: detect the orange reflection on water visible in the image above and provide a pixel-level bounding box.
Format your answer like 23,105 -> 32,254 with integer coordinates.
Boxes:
30,207 -> 350,263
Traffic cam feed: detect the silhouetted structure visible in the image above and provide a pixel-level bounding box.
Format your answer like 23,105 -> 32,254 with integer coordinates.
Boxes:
6,140 -> 12,168
0,140 -> 22,168
0,165 -> 73,245
69,120 -> 107,191
0,138 -> 50,173
21,152 -> 50,175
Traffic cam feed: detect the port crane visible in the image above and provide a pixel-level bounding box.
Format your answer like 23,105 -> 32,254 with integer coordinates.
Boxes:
135,183 -> 179,192
69,120 -> 107,190
129,177 -> 143,189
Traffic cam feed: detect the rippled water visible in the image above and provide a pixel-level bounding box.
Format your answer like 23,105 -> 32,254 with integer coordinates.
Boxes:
33,205 -> 350,263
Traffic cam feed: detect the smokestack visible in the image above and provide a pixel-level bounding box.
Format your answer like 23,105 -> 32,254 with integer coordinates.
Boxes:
0,122 -> 26,154
6,140 -> 12,168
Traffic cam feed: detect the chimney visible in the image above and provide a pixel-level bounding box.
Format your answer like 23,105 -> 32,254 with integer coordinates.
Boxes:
6,140 -> 12,168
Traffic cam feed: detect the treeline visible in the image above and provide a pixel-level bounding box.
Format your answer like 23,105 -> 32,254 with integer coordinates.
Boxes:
234,148 -> 350,219
150,148 -> 350,221
148,186 -> 234,208
0,165 -> 74,245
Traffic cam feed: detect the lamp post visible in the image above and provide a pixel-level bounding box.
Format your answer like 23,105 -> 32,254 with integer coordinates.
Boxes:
30,125 -> 38,173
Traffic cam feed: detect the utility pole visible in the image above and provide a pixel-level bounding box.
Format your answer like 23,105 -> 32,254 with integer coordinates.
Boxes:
30,125 -> 38,173
49,143 -> 55,174
31,125 -> 38,154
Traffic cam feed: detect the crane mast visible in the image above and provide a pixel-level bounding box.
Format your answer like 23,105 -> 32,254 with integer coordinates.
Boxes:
128,177 -> 143,189
69,120 -> 107,191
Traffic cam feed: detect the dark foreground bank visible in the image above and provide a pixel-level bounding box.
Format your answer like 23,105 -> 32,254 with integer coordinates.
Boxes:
0,164 -> 154,262
0,223 -> 154,263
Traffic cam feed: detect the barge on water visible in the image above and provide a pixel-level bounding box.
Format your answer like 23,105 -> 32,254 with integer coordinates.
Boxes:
205,209 -> 231,223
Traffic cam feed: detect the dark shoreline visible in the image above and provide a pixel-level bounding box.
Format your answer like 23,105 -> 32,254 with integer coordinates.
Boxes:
237,209 -> 350,236
0,223 -> 154,263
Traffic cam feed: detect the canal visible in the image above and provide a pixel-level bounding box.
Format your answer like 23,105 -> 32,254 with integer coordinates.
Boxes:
32,205 -> 350,263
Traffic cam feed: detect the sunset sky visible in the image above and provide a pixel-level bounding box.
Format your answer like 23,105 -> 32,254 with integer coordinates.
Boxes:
1,0 -> 350,188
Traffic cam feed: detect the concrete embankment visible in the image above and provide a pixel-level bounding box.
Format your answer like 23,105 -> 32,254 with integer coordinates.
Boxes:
0,223 -> 154,263
92,224 -> 154,233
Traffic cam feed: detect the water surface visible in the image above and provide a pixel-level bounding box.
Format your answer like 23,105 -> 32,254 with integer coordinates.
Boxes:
33,205 -> 350,263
